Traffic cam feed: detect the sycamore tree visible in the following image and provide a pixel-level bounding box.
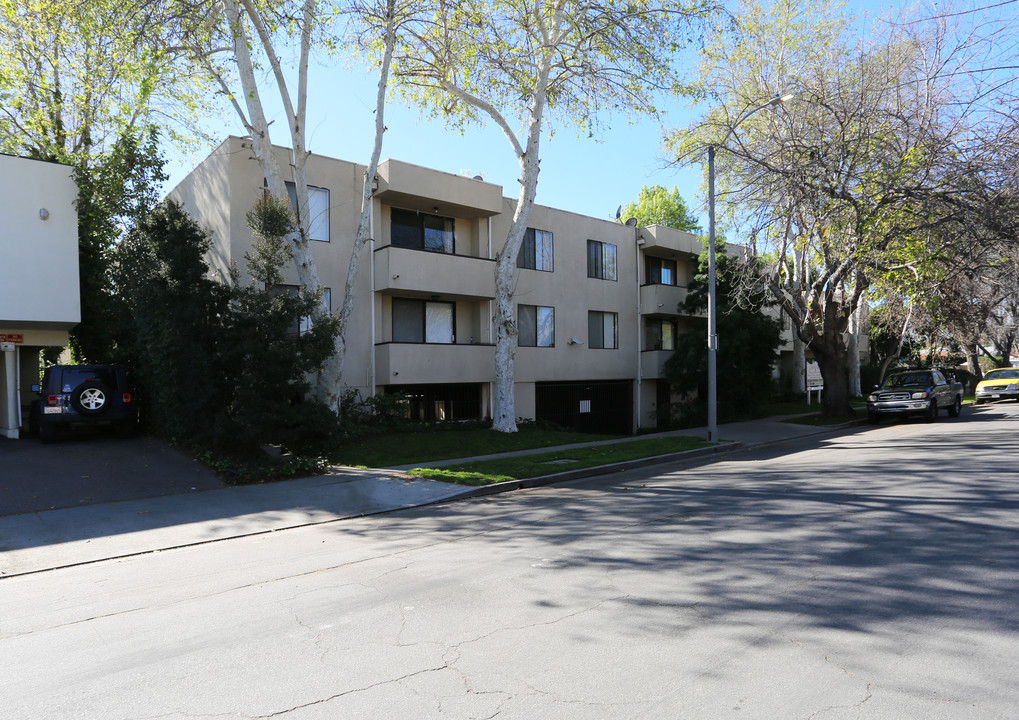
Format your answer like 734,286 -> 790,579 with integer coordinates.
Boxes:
669,0 -> 1019,416
391,0 -> 716,432
0,0 -> 211,361
187,0 -> 403,410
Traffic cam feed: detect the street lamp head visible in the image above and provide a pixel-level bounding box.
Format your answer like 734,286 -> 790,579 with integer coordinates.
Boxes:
772,93 -> 795,105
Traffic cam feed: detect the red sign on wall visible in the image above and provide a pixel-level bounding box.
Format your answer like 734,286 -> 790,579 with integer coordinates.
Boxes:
0,334 -> 24,343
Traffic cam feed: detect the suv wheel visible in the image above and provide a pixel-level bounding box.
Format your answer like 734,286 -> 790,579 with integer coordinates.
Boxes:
925,399 -> 938,422
71,381 -> 110,415
948,396 -> 962,418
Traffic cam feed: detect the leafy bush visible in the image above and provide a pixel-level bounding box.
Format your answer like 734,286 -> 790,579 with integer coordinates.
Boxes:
113,199 -> 340,459
664,242 -> 782,421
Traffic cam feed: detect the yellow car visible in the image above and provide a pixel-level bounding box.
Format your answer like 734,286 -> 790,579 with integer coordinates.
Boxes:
975,368 -> 1019,404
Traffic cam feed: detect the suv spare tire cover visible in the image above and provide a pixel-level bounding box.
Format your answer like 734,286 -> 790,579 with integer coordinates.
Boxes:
71,381 -> 111,415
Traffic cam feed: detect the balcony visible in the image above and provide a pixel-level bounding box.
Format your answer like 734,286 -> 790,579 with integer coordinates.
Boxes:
637,225 -> 701,256
375,159 -> 503,218
640,283 -> 695,317
376,342 -> 496,385
641,350 -> 674,380
374,245 -> 496,300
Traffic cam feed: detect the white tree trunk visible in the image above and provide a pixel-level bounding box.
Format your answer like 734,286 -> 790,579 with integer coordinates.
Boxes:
790,237 -> 805,394
329,0 -> 397,409
792,331 -> 806,395
490,87 -> 550,431
847,302 -> 861,396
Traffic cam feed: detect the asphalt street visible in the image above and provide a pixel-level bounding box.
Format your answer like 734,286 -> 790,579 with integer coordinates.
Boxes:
2,403 -> 1017,719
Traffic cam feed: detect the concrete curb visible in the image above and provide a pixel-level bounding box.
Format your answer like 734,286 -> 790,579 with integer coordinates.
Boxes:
1,418 -> 866,577
441,441 -> 746,501
430,417 -> 867,503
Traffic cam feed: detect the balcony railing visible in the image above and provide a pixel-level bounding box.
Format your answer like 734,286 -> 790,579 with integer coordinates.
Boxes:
374,245 -> 496,300
376,342 -> 496,385
638,225 -> 702,255
641,349 -> 673,379
640,283 -> 705,317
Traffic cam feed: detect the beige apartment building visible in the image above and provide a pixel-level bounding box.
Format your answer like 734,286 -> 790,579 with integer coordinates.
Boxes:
0,154 -> 80,438
171,137 -> 707,433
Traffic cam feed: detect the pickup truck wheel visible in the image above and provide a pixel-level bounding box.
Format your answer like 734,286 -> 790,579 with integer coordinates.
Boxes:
925,399 -> 938,422
948,396 -> 962,418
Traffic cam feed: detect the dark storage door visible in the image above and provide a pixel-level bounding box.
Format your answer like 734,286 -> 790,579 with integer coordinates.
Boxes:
535,380 -> 633,435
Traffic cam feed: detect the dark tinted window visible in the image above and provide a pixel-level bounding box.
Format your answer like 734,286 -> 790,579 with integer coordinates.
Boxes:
52,367 -> 118,392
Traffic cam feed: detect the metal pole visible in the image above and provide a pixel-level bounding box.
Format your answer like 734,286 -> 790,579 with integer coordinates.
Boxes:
707,145 -> 718,443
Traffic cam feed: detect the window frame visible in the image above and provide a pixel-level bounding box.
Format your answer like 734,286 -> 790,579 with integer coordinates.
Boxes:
518,304 -> 555,347
392,297 -> 456,344
588,310 -> 619,349
645,318 -> 677,351
272,284 -> 331,336
391,208 -> 456,254
517,228 -> 554,272
587,240 -> 618,281
262,180 -> 331,242
645,255 -> 678,286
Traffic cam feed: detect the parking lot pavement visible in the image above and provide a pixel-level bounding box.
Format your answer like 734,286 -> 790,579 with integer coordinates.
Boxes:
0,433 -> 223,517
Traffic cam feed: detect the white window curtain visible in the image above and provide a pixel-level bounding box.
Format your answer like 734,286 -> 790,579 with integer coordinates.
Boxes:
425,302 -> 454,343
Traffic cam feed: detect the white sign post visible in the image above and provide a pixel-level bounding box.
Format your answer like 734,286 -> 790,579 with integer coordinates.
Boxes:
806,361 -> 823,405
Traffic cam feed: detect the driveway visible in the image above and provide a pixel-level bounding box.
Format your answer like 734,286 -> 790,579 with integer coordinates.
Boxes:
0,433 -> 223,516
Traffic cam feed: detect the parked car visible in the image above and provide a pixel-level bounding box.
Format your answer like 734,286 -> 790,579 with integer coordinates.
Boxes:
29,364 -> 138,443
866,368 -> 964,423
974,368 -> 1019,404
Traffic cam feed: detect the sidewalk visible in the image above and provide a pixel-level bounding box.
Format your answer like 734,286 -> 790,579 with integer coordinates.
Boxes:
0,415 -> 859,577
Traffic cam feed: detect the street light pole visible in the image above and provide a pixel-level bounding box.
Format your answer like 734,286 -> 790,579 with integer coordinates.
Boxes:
705,94 -> 793,444
707,144 -> 718,442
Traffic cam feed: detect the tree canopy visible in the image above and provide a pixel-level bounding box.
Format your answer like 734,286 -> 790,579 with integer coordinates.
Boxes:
665,244 -> 782,421
386,0 -> 717,431
668,0 -> 1019,415
619,185 -> 701,232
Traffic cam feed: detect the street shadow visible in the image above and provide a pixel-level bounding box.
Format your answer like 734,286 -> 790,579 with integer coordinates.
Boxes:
323,406 -> 1019,638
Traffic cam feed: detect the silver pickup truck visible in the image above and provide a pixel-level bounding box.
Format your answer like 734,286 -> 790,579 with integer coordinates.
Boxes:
866,369 -> 964,423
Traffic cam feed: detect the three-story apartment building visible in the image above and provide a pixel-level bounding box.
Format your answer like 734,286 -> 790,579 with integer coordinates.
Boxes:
170,137 -> 706,434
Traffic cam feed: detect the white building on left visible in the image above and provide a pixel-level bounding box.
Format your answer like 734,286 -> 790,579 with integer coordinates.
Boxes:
0,154 -> 79,438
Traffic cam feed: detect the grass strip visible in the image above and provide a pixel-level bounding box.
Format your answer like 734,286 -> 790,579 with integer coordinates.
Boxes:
409,435 -> 711,486
331,426 -> 623,467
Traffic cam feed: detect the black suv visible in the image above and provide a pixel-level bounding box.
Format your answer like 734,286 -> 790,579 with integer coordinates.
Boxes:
30,365 -> 138,443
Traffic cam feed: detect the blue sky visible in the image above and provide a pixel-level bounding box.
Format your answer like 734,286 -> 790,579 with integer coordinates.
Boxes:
160,0 -> 936,229
162,61 -> 708,227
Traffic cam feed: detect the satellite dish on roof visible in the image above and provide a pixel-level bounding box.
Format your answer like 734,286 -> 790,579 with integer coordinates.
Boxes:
624,218 -> 638,227
615,205 -> 622,220
473,175 -> 484,181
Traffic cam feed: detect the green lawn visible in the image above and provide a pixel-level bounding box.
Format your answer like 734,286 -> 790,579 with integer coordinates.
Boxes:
329,425 -> 624,468
409,435 -> 711,486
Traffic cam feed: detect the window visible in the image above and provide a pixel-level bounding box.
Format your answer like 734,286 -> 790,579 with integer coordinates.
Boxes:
587,240 -> 617,280
517,228 -> 554,271
646,256 -> 677,285
589,311 -> 618,349
263,180 -> 330,241
518,304 -> 555,347
645,318 -> 677,351
273,285 -> 331,336
392,298 -> 455,343
391,208 -> 455,254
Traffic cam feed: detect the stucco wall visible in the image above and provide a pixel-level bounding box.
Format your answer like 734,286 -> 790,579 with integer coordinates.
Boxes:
0,154 -> 79,330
